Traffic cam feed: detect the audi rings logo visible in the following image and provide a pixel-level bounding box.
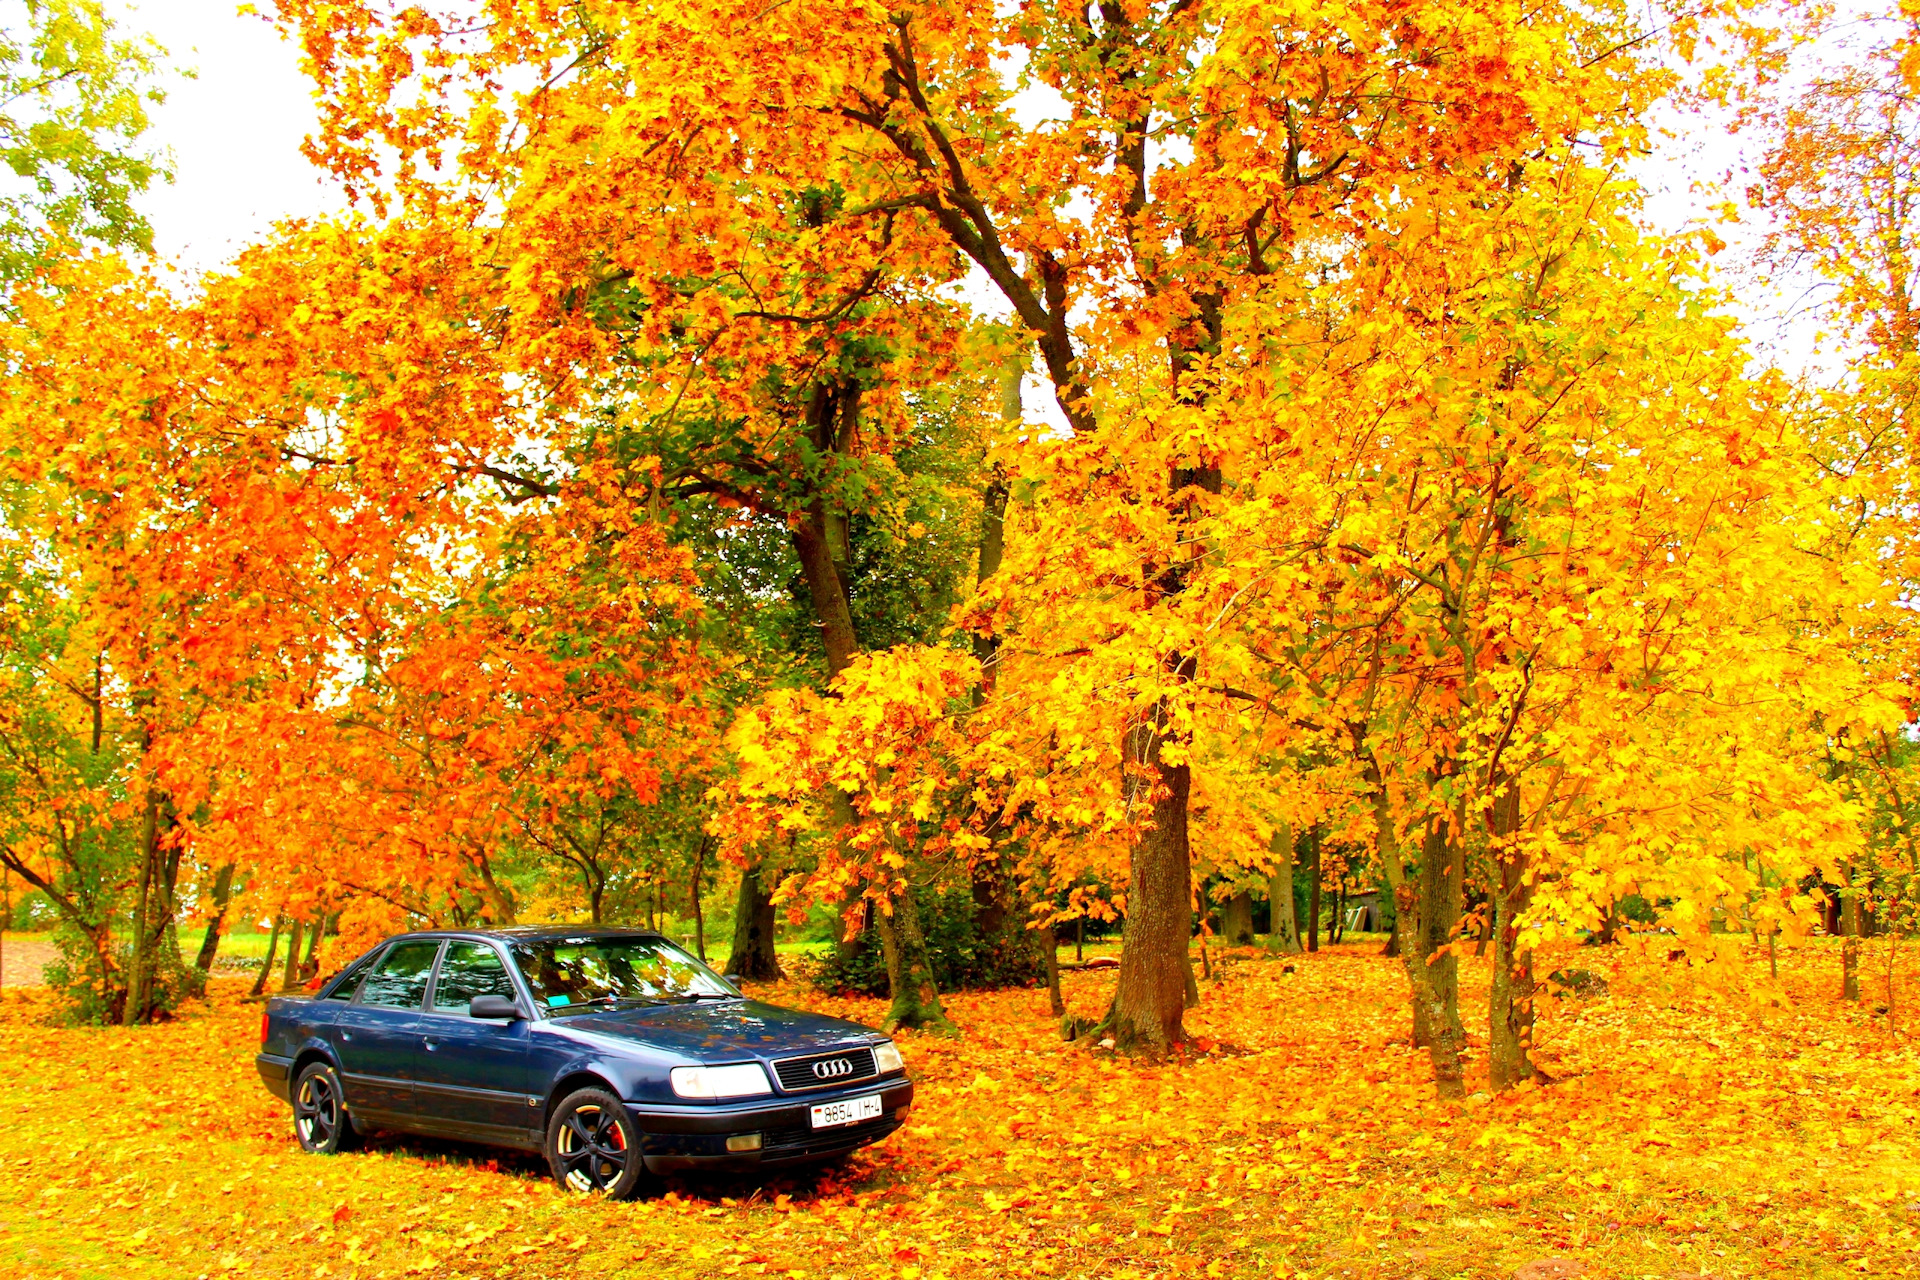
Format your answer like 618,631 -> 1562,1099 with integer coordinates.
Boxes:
811,1058 -> 855,1080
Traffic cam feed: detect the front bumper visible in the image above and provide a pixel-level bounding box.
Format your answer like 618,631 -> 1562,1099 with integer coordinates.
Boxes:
629,1077 -> 913,1173
256,1053 -> 293,1102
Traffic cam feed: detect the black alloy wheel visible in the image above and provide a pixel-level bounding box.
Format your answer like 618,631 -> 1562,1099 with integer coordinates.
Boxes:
545,1087 -> 646,1199
292,1061 -> 360,1154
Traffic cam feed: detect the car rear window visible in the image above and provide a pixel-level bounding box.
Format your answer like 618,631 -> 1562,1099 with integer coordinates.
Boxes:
356,940 -> 441,1010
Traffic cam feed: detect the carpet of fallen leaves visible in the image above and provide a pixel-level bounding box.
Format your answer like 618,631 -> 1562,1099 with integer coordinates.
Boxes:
3,938 -> 1919,1280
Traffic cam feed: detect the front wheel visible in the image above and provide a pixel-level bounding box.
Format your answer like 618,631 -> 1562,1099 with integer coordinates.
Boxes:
545,1088 -> 647,1199
292,1061 -> 360,1154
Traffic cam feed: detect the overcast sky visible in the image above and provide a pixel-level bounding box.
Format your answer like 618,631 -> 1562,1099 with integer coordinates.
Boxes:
115,2 -> 340,273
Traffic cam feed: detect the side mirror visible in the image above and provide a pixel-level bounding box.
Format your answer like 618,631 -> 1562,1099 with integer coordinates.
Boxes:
723,973 -> 742,985
469,995 -> 523,1020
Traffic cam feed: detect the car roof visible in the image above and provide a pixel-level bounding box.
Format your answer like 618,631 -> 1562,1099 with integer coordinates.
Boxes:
394,926 -> 671,942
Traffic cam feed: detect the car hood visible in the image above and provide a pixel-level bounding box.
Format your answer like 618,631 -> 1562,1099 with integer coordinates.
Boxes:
549,999 -> 880,1061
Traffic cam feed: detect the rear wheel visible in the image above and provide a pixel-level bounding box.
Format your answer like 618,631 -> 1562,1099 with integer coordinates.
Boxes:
545,1087 -> 647,1199
292,1061 -> 360,1154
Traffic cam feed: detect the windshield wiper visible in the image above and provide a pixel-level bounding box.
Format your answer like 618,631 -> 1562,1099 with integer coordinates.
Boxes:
545,995 -> 668,1016
666,992 -> 740,1002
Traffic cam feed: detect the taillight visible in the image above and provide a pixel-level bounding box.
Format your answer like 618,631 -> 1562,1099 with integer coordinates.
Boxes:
260,1012 -> 270,1047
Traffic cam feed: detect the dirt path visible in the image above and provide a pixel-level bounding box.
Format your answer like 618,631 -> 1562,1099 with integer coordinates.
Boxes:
0,933 -> 53,986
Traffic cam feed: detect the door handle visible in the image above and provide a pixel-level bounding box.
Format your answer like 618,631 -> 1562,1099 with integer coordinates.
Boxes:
340,1031 -> 352,1041
423,1039 -> 438,1052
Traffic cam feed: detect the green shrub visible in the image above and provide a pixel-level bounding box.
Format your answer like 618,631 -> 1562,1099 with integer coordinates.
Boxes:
815,880 -> 1040,996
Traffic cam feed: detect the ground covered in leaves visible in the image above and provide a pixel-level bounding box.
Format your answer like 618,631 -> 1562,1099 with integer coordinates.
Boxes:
2,939 -> 1918,1280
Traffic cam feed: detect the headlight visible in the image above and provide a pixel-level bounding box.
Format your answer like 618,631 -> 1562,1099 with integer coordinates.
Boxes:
670,1063 -> 772,1099
873,1040 -> 905,1074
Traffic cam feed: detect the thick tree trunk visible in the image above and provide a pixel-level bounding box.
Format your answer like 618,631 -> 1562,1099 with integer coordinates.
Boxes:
1099,707 -> 1193,1053
1403,816 -> 1468,1096
250,915 -> 283,998
875,887 -> 956,1034
193,863 -> 236,973
1222,892 -> 1254,947
1267,825 -> 1301,954
725,861 -> 783,981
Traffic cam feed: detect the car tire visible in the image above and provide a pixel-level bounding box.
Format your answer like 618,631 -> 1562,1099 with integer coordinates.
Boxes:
545,1087 -> 647,1199
292,1061 -> 361,1154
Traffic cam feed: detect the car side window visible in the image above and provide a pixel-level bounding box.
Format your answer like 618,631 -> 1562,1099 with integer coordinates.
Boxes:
355,940 -> 441,1010
431,941 -> 516,1016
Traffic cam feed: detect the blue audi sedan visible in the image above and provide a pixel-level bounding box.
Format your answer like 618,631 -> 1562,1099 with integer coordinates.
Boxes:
255,927 -> 912,1198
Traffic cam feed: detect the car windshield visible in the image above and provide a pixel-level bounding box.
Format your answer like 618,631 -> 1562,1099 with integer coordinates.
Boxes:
508,935 -> 733,1012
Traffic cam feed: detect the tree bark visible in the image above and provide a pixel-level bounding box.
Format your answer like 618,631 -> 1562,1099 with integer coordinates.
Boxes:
280,918 -> 306,992
301,911 -> 327,980
193,863 -> 236,973
691,834 -> 709,962
1222,891 -> 1254,947
1098,702 -> 1193,1053
1841,867 -> 1863,1002
122,785 -> 159,1025
1039,922 -> 1066,1018
1307,831 -> 1322,953
875,886 -> 956,1034
1267,825 -> 1301,954
1403,815 -> 1468,1096
725,860 -> 783,981
1488,784 -> 1535,1091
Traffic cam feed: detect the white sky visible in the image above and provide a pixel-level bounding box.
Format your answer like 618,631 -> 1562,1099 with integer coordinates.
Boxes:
115,1 -> 340,273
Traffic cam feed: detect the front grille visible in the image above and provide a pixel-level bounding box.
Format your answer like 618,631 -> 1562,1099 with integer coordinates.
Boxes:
771,1046 -> 878,1092
763,1115 -> 894,1152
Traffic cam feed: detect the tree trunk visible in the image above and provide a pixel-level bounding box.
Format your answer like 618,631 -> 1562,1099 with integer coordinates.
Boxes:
725,860 -> 783,981
123,785 -> 160,1025
1222,891 -> 1254,947
250,916 -> 283,998
301,912 -> 327,980
691,835 -> 708,962
1098,705 -> 1193,1053
1841,868 -> 1863,1002
193,863 -> 236,973
1488,786 -> 1535,1091
875,887 -> 956,1034
1331,879 -> 1347,944
1039,921 -> 1066,1018
475,852 -> 517,926
1307,831 -> 1322,953
1267,825 -> 1301,954
1403,815 -> 1468,1096
280,918 -> 306,992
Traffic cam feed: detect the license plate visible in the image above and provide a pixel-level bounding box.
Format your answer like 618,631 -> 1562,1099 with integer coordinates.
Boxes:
809,1093 -> 883,1129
